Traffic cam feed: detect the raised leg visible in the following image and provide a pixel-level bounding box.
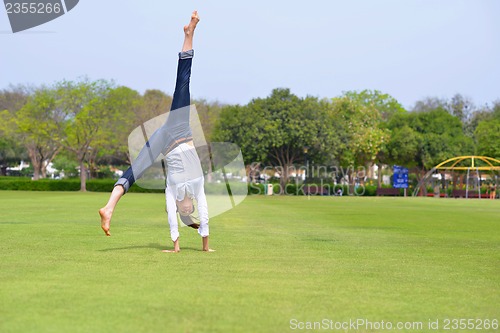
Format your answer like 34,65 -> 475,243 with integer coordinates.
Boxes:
98,185 -> 125,236
182,11 -> 199,52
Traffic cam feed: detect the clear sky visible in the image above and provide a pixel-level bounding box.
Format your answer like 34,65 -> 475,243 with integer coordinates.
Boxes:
1,0 -> 499,110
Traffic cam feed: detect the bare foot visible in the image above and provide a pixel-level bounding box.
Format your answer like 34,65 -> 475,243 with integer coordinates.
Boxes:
183,10 -> 200,36
98,208 -> 111,236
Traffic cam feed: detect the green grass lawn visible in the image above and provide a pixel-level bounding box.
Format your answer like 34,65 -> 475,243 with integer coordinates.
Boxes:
0,191 -> 498,333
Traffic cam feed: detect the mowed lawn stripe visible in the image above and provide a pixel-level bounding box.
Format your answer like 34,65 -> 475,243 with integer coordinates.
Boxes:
0,191 -> 498,332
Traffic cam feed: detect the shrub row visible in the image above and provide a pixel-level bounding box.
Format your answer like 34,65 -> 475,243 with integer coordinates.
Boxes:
0,177 -> 386,196
0,178 -> 163,193
249,183 -> 379,196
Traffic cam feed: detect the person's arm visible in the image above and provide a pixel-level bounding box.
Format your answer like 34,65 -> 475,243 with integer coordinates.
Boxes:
194,179 -> 209,238
194,179 -> 214,252
166,186 -> 180,243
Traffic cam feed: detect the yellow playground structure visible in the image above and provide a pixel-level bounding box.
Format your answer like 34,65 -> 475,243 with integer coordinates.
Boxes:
413,156 -> 500,198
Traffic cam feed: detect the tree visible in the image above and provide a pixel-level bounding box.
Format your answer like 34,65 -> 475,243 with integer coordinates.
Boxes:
493,100 -> 500,115
328,95 -> 390,188
0,136 -> 27,175
52,153 -> 79,178
412,97 -> 447,113
412,108 -> 473,168
0,85 -> 32,175
1,87 -> 63,179
213,88 -> 330,191
343,89 -> 405,121
386,124 -> 420,167
136,89 -> 172,126
17,88 -> 63,179
448,93 -> 474,125
0,84 -> 33,114
192,98 -> 223,142
387,107 -> 474,184
56,79 -> 119,191
341,90 -> 404,186
468,100 -> 500,146
383,107 -> 475,195
378,114 -> 421,187
89,86 -> 141,175
475,119 -> 500,158
465,107 -> 493,138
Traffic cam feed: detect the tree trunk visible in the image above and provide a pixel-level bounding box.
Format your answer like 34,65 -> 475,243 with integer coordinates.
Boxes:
41,148 -> 60,179
279,164 -> 289,195
272,146 -> 297,195
206,161 -> 213,183
349,168 -> 355,195
377,163 -> 382,188
41,162 -> 47,179
32,165 -> 40,180
80,160 -> 87,192
364,162 -> 372,185
417,168 -> 426,196
27,147 -> 41,180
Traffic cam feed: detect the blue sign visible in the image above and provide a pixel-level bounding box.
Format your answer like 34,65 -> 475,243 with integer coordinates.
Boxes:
393,165 -> 408,188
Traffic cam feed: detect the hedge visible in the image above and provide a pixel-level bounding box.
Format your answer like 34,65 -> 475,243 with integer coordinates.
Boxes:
0,178 -> 162,193
0,177 -> 382,196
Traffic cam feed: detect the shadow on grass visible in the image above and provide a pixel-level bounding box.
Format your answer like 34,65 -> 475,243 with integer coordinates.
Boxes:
0,221 -> 30,224
98,243 -> 205,252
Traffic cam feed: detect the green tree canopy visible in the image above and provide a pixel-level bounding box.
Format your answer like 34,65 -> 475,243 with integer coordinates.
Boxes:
0,85 -> 32,174
56,79 -> 123,191
329,94 -> 390,168
343,89 -> 406,121
213,88 -> 331,190
388,107 -> 474,170
475,119 -> 500,158
1,87 -> 63,179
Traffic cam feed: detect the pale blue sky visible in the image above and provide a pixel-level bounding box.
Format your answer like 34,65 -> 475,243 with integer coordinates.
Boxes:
1,1 -> 499,110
